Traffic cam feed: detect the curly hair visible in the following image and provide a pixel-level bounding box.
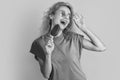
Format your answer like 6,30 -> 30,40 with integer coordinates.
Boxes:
40,2 -> 74,36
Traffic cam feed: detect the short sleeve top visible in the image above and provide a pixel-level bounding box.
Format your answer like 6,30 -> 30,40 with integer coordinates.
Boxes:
30,32 -> 87,80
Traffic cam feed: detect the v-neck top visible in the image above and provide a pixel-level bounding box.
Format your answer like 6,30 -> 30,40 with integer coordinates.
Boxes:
30,31 -> 87,80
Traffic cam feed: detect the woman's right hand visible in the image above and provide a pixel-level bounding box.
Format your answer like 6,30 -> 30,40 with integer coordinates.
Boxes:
45,35 -> 54,55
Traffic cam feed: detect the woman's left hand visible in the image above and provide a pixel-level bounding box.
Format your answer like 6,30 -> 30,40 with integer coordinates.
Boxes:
73,13 -> 86,30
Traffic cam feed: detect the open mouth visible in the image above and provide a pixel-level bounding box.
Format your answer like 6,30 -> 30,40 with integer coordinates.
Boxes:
60,20 -> 67,25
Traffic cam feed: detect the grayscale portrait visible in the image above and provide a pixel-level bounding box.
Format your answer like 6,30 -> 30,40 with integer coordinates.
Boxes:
30,1 -> 106,80
2,0 -> 120,80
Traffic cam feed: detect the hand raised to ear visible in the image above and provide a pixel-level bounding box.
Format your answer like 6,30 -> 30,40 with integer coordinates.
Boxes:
73,13 -> 86,30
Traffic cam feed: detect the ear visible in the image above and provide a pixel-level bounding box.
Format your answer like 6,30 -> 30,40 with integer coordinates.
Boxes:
49,15 -> 54,20
49,15 -> 53,19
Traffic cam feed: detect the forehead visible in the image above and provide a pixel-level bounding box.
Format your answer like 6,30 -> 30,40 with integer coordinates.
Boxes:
57,6 -> 71,13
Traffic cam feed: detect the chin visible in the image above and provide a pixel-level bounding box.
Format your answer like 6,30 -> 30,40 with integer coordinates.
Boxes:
60,25 -> 67,30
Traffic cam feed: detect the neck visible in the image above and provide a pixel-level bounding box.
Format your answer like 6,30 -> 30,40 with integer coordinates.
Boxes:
55,30 -> 62,37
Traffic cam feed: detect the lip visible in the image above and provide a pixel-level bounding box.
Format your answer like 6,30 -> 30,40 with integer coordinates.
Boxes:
60,19 -> 68,25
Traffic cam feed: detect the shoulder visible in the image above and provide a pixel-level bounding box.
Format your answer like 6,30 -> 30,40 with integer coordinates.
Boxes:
65,31 -> 84,40
32,34 -> 47,48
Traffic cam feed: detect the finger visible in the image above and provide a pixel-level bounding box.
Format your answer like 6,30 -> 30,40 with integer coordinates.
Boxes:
73,15 -> 78,21
47,43 -> 54,48
50,38 -> 53,42
48,41 -> 52,45
75,15 -> 78,19
48,38 -> 53,43
74,13 -> 80,19
49,35 -> 54,42
50,35 -> 53,39
49,39 -> 53,43
47,44 -> 52,48
73,17 -> 76,22
76,13 -> 79,18
73,13 -> 78,19
48,40 -> 54,45
47,42 -> 51,45
47,42 -> 53,46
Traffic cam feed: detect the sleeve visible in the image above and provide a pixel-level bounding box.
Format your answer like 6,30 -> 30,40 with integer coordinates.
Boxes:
30,40 -> 45,62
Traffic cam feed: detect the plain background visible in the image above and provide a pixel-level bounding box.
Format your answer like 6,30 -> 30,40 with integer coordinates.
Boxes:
0,0 -> 120,80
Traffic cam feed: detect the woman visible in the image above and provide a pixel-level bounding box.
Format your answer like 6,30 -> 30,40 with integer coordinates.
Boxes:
30,2 -> 106,80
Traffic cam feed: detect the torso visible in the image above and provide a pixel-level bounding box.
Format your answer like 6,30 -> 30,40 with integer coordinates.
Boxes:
37,32 -> 87,80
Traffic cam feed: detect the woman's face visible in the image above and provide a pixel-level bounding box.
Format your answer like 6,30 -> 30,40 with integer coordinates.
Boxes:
52,6 -> 71,30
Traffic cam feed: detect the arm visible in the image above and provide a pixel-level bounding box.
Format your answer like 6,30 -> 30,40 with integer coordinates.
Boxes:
37,35 -> 54,79
81,27 -> 106,52
30,38 -> 53,79
73,14 -> 106,52
37,54 -> 52,79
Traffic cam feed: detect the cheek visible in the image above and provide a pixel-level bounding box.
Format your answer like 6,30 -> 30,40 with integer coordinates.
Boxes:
54,17 -> 61,23
67,19 -> 70,25
55,13 -> 61,19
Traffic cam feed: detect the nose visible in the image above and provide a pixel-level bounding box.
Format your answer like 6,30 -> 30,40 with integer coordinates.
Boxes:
64,15 -> 69,20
